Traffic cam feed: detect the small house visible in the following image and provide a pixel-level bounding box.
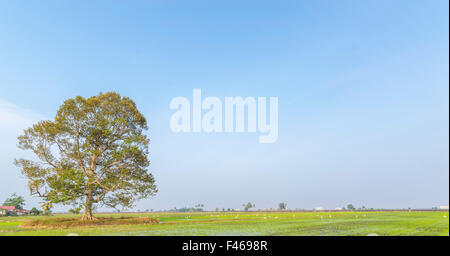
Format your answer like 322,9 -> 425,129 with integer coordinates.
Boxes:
0,206 -> 30,216
0,206 -> 16,215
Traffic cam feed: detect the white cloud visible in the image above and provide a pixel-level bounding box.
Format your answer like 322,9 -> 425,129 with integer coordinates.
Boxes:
0,99 -> 46,128
0,99 -> 47,153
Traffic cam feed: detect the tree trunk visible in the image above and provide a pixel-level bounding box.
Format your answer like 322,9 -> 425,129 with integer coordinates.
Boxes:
81,189 -> 96,221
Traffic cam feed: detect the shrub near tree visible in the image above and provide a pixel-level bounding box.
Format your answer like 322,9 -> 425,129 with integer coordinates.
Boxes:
14,92 -> 158,220
30,208 -> 41,216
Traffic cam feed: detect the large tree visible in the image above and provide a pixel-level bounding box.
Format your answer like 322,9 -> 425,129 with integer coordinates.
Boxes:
15,92 -> 157,220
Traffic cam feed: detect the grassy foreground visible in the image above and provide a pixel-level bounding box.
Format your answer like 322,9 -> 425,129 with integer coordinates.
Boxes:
0,211 -> 448,236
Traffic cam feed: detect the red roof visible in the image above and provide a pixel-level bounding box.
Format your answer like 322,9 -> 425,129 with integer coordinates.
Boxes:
0,206 -> 16,210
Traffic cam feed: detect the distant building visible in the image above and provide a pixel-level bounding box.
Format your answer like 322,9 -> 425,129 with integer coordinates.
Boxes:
314,206 -> 325,211
440,206 -> 449,210
0,206 -> 30,216
0,206 -> 15,211
335,207 -> 343,211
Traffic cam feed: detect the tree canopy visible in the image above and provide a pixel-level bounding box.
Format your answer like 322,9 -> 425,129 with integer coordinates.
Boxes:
3,193 -> 25,210
15,92 -> 157,220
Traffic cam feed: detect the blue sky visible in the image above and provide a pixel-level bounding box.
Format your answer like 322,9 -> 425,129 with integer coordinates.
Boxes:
0,0 -> 448,211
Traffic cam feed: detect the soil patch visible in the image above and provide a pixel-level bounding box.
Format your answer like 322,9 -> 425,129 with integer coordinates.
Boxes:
20,217 -> 159,229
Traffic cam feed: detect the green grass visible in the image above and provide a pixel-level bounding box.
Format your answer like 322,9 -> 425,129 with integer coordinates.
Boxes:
0,211 -> 448,236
